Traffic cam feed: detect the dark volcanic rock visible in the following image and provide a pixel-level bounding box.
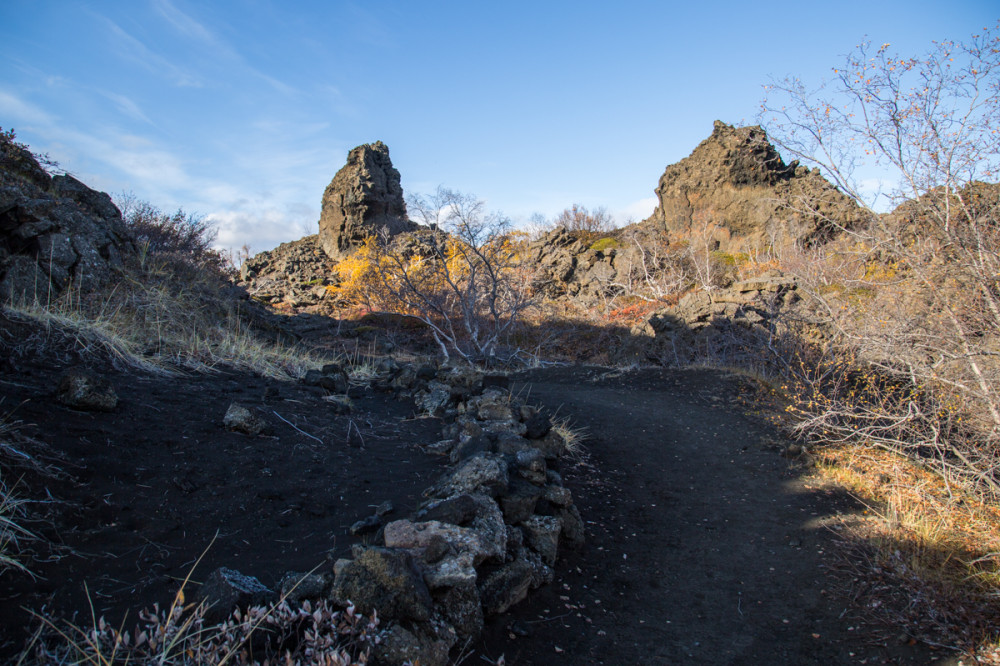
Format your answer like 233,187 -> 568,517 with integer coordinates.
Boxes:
0,139 -> 135,301
643,120 -> 867,251
416,494 -> 481,526
55,371 -> 118,411
198,567 -> 274,624
330,547 -> 433,622
238,235 -> 338,309
277,571 -> 330,602
317,141 -> 414,261
223,402 -> 269,436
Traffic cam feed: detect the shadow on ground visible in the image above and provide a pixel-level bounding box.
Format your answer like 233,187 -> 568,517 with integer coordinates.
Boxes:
475,366 -> 953,665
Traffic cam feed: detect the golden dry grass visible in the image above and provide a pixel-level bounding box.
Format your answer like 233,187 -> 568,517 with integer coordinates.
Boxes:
810,444 -> 1000,659
4,278 -> 336,381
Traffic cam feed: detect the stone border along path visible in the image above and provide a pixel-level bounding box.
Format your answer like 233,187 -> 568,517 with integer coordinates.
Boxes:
197,361 -> 585,666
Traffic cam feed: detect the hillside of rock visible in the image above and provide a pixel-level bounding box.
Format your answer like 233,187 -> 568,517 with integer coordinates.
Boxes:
240,234 -> 338,311
641,120 -> 868,252
0,137 -> 135,302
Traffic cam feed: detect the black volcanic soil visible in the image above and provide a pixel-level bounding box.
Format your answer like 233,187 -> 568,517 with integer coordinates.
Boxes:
0,353 -> 957,663
0,357 -> 446,656
475,366 -> 954,665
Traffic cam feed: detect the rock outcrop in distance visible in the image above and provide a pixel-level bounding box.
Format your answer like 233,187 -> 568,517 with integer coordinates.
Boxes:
239,234 -> 337,310
507,121 -> 867,306
642,120 -> 867,251
242,123 -> 874,361
0,137 -> 135,302
318,141 -> 414,261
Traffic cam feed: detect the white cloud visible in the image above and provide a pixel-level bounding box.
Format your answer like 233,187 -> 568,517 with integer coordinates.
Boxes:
152,0 -> 218,46
210,207 -> 314,254
0,88 -> 58,126
615,196 -> 658,225
0,86 -> 327,253
149,0 -> 298,96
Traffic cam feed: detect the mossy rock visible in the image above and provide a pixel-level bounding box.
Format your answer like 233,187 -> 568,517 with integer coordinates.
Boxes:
331,548 -> 432,622
589,237 -> 621,253
710,250 -> 739,267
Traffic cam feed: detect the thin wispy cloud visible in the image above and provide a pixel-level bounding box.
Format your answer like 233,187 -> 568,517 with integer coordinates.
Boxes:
0,88 -> 58,126
101,17 -> 203,87
151,0 -> 219,47
100,91 -> 155,126
150,0 -> 298,96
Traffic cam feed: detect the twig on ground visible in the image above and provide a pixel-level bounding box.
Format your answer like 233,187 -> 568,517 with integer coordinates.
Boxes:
272,410 -> 324,444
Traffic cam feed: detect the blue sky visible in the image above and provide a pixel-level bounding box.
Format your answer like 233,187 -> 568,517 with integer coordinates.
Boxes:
1,1 -> 995,254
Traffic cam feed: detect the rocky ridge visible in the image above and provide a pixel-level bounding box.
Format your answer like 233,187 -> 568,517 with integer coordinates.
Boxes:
0,138 -> 135,302
243,124 -> 860,315
239,234 -> 337,311
643,120 -> 867,251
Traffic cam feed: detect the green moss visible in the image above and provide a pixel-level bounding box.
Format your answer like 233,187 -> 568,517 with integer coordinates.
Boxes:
817,283 -> 846,296
710,251 -> 738,266
847,286 -> 876,302
589,237 -> 621,252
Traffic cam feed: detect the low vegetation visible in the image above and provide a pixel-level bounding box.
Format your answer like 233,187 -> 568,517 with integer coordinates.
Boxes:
21,590 -> 380,665
334,187 -> 535,364
4,189 -> 333,380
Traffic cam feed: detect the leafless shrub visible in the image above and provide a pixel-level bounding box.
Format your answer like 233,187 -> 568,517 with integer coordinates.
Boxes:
368,187 -> 535,363
553,204 -> 616,234
609,226 -> 690,301
761,25 -> 1000,494
116,192 -> 228,277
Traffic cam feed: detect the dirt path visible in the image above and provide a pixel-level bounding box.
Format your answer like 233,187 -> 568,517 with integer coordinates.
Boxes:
0,354 -> 961,663
476,366 -> 952,665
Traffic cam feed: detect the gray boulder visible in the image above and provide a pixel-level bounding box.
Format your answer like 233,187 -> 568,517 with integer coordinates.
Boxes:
430,453 -> 509,498
415,494 -> 480,526
198,567 -> 274,625
384,500 -> 506,590
373,623 -> 453,666
223,402 -> 268,436
436,583 -> 484,642
277,571 -> 330,603
499,478 -> 544,525
477,548 -> 552,616
521,515 -> 562,566
415,380 -> 452,417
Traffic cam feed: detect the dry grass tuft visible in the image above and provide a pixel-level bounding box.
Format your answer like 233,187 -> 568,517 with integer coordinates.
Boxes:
811,444 -> 1000,657
0,411 -> 40,578
551,415 -> 588,459
4,276 -> 334,382
0,476 -> 34,577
